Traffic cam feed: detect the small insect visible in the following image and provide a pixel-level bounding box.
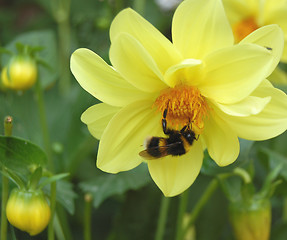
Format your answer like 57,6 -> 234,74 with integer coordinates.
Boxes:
139,108 -> 198,159
265,46 -> 272,51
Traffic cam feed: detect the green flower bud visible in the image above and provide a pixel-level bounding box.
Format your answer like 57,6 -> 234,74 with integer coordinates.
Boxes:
229,198 -> 271,240
6,188 -> 51,236
1,55 -> 37,90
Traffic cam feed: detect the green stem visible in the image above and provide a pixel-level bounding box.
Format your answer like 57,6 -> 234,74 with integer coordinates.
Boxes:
54,213 -> 66,240
175,190 -> 189,240
155,196 -> 170,240
1,116 -> 13,240
48,182 -> 57,240
182,179 -> 219,238
57,15 -> 71,94
51,0 -> 71,94
1,173 -> 9,240
4,116 -> 13,136
54,206 -> 72,240
34,77 -> 54,171
84,194 -> 93,240
283,197 -> 287,222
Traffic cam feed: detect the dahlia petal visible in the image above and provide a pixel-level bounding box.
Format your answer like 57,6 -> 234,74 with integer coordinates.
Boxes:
110,33 -> 167,92
222,80 -> 287,140
110,8 -> 182,72
222,0 -> 250,25
264,6 -> 287,62
81,103 -> 121,139
240,25 -> 284,75
97,100 -> 162,173
200,43 -> 273,104
202,112 -> 240,167
172,0 -> 234,59
148,140 -> 203,197
71,48 -> 151,106
164,59 -> 203,87
213,96 -> 271,117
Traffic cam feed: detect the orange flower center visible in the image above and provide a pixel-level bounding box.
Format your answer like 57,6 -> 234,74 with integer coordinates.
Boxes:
154,85 -> 210,133
233,16 -> 259,42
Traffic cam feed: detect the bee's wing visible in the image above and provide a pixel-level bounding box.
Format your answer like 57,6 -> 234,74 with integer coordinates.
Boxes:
139,142 -> 182,160
139,148 -> 169,160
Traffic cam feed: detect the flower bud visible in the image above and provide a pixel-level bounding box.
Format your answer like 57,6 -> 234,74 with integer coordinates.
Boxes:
6,188 -> 51,236
229,199 -> 271,240
1,55 -> 37,90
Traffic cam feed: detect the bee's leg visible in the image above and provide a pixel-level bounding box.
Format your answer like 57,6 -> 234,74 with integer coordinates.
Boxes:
162,108 -> 170,134
180,125 -> 187,133
180,118 -> 191,133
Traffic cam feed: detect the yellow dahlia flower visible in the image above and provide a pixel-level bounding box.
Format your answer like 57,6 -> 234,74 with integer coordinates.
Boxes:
1,56 -> 37,90
6,188 -> 51,236
222,0 -> 287,84
71,0 -> 287,197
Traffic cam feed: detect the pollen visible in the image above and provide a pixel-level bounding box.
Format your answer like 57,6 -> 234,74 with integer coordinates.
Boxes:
233,16 -> 259,42
154,85 -> 210,133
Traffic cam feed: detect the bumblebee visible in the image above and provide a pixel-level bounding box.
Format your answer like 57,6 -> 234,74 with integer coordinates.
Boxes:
139,109 -> 198,159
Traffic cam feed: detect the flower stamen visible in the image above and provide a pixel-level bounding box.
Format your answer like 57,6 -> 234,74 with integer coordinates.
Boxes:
154,85 -> 210,133
233,16 -> 259,42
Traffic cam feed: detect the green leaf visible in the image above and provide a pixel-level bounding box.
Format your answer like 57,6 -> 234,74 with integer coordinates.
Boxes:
79,164 -> 151,208
0,136 -> 47,177
0,168 -> 26,189
38,173 -> 70,189
28,166 -> 43,190
218,175 -> 242,202
261,148 -> 287,180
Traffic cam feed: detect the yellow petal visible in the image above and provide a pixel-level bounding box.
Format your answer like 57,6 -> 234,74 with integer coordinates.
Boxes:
212,96 -> 271,117
172,0 -> 234,59
70,48 -> 152,106
222,80 -> 287,140
147,140 -> 203,197
81,103 -> 121,139
222,0 -> 251,25
110,33 -> 167,92
200,43 -> 273,104
97,100 -> 162,173
164,59 -> 203,87
110,8 -> 182,73
265,6 -> 287,62
202,112 -> 240,167
240,24 -> 284,76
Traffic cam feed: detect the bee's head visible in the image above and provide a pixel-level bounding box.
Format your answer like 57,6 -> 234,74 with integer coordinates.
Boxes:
182,129 -> 196,145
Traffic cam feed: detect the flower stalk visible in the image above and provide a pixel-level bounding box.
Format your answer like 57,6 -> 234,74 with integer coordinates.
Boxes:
155,196 -> 171,240
48,182 -> 57,240
175,190 -> 189,240
84,193 -> 93,240
34,75 -> 54,171
181,178 -> 218,239
51,0 -> 71,94
1,116 -> 13,240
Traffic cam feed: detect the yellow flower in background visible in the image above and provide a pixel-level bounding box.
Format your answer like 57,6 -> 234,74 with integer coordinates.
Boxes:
6,189 -> 51,236
71,0 -> 287,196
1,55 -> 37,90
222,0 -> 287,84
